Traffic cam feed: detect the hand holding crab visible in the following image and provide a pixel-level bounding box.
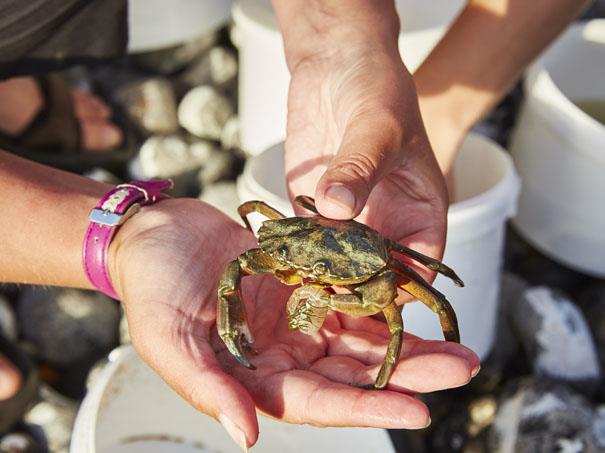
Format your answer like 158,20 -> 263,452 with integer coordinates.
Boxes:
218,196 -> 465,389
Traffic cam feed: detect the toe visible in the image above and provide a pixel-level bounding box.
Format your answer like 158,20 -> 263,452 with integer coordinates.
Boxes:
0,352 -> 22,400
81,120 -> 123,152
72,89 -> 112,120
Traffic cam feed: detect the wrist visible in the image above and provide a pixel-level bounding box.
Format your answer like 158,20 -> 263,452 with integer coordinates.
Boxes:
83,180 -> 173,300
416,87 -> 469,174
272,0 -> 400,70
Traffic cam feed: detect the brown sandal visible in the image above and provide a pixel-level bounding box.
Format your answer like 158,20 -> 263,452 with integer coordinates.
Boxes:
0,73 -> 136,174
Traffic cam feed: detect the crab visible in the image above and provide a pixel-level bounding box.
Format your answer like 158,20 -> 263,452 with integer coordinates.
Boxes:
217,196 -> 464,389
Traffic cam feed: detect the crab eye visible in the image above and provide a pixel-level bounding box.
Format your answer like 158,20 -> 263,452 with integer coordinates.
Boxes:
312,261 -> 329,275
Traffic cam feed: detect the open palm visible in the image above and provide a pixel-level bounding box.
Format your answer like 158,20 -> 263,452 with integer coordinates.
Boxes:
113,199 -> 478,449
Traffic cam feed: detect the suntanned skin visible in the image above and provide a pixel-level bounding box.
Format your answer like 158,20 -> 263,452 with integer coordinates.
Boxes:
416,0 -> 590,189
0,0 -> 587,448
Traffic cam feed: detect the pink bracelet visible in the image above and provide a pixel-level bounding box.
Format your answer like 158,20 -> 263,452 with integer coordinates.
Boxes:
82,179 -> 173,299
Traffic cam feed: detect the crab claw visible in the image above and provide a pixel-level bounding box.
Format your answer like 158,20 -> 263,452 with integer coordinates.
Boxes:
221,332 -> 256,370
217,259 -> 257,369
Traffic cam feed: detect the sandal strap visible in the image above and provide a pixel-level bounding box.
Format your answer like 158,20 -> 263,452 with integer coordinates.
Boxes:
17,73 -> 80,152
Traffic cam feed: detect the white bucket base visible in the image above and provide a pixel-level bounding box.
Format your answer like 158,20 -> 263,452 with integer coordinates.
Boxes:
237,133 -> 520,359
71,346 -> 395,453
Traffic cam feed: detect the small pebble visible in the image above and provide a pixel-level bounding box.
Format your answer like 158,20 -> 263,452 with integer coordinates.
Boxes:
23,385 -> 78,453
17,287 -> 120,367
178,86 -> 233,140
511,286 -> 600,393
115,78 -> 179,135
489,378 -> 601,453
136,135 -> 215,179
220,116 -> 240,151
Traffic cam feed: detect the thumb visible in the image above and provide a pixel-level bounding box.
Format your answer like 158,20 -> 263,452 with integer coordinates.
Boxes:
315,114 -> 403,219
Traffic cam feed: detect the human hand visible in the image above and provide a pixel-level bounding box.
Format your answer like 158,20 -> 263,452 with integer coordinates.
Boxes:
285,43 -> 450,287
109,199 -> 479,449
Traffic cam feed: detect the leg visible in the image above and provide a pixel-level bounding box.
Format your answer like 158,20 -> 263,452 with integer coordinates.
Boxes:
328,272 -> 402,388
294,195 -> 319,214
237,201 -> 286,232
387,239 -> 464,287
217,249 -> 277,369
390,260 -> 460,343
375,302 -> 403,389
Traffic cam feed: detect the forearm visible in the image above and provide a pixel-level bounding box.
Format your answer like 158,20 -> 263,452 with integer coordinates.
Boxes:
271,0 -> 401,69
416,0 -> 589,134
0,150 -> 110,287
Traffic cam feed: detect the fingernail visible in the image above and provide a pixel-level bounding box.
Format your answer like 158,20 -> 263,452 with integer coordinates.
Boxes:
219,414 -> 249,452
471,365 -> 481,378
324,184 -> 356,216
424,416 -> 432,428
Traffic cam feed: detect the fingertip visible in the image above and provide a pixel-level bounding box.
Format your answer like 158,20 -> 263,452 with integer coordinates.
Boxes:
316,184 -> 360,219
219,413 -> 258,451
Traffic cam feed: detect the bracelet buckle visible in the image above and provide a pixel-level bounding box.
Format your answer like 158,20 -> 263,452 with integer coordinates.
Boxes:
89,204 -> 141,227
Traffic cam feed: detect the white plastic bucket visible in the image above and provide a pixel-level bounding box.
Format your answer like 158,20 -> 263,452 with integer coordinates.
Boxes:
237,133 -> 520,359
509,20 -> 605,277
71,346 -> 395,453
233,0 -> 464,155
128,0 -> 233,53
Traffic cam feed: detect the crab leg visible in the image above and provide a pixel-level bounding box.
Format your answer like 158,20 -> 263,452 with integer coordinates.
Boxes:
238,201 -> 286,232
327,271 -> 402,389
375,302 -> 404,389
387,239 -> 464,287
217,248 -> 279,369
294,195 -> 319,214
390,259 -> 460,343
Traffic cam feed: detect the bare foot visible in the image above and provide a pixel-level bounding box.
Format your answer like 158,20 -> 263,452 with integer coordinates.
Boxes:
0,351 -> 21,401
0,76 -> 122,152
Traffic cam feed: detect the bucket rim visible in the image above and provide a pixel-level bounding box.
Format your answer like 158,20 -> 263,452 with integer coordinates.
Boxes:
447,133 -> 521,230
523,19 -> 605,165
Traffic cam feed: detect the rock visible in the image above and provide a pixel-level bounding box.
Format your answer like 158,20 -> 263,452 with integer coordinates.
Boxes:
220,116 -> 240,151
511,286 -> 600,393
179,46 -> 238,89
426,392 -> 496,453
229,23 -> 241,49
593,406 -> 605,450
197,148 -> 243,187
209,46 -> 238,87
0,432 -> 41,453
119,306 -> 130,344
199,181 -> 241,222
0,295 -> 17,340
23,385 -> 78,453
115,78 -> 179,135
577,283 -> 605,385
468,396 -> 498,437
83,167 -> 121,185
85,357 -> 109,392
130,31 -> 217,75
178,86 -> 233,140
17,287 -> 120,368
135,134 -> 215,179
489,378 -> 602,453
